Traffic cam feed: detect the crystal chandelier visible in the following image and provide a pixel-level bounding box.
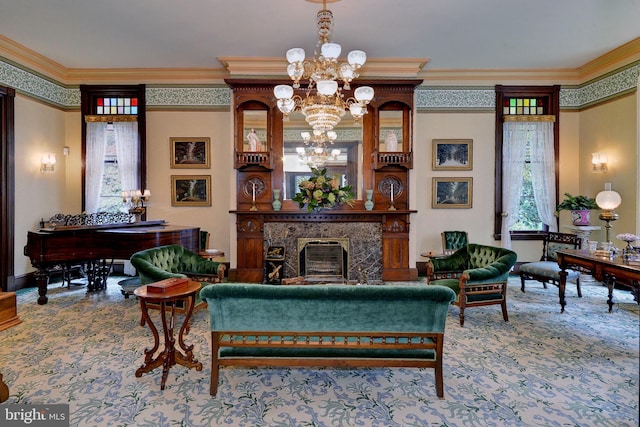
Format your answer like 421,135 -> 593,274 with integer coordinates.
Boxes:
296,130 -> 341,168
273,1 -> 374,136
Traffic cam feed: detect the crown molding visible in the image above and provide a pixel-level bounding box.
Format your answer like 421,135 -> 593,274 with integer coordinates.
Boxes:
218,57 -> 430,79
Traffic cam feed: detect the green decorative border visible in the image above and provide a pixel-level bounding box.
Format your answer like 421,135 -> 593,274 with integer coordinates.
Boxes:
1,57 -> 637,111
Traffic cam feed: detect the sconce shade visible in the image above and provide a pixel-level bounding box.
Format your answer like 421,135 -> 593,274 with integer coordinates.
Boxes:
591,152 -> 608,172
40,152 -> 56,173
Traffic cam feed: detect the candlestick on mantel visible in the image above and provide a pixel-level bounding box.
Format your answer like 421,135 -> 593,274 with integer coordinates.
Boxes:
250,182 -> 257,211
389,182 -> 396,211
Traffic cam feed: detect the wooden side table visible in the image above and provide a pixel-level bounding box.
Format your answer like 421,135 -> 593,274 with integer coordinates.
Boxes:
134,280 -> 203,390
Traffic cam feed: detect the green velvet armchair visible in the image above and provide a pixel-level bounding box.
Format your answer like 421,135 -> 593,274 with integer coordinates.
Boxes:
441,231 -> 468,255
130,244 -> 226,313
426,243 -> 517,326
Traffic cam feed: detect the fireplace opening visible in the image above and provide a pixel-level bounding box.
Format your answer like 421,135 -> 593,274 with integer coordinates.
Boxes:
298,238 -> 349,283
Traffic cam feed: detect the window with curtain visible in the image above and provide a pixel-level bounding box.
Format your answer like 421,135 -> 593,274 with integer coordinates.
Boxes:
80,85 -> 146,215
494,86 -> 560,246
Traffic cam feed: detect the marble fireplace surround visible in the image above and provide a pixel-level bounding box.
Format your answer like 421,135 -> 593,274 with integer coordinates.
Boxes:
264,222 -> 383,283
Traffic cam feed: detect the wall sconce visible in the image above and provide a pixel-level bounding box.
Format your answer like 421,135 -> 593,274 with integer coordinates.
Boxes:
40,152 -> 56,173
595,182 -> 621,242
591,152 -> 608,172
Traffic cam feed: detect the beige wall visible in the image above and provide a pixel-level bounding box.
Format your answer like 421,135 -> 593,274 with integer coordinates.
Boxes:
14,95 -> 68,275
577,92 -> 638,242
145,111 -> 234,257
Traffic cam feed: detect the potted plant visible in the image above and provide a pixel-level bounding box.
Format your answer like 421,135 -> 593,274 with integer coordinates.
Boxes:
556,193 -> 599,225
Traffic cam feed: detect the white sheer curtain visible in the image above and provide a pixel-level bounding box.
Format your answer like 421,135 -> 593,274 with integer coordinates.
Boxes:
501,122 -> 528,249
113,121 -> 140,194
85,122 -> 107,213
529,121 -> 557,232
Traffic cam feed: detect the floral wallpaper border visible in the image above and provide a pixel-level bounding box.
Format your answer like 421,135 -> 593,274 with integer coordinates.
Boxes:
0,57 -> 637,111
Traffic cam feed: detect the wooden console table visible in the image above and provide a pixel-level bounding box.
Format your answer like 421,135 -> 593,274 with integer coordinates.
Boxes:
557,249 -> 640,313
134,280 -> 203,390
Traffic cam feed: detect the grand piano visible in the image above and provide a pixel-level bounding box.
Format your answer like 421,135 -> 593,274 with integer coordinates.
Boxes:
24,220 -> 199,305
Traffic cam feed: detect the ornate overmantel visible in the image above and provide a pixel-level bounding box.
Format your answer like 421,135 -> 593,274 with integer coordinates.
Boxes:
232,210 -> 417,283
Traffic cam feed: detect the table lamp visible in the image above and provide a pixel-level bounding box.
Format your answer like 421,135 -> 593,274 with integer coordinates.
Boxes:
595,183 -> 621,243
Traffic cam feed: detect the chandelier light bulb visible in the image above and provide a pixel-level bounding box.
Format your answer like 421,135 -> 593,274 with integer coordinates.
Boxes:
301,132 -> 311,141
317,80 -> 338,96
321,43 -> 341,60
277,98 -> 295,114
327,131 -> 337,141
274,85 -> 294,100
347,50 -> 367,67
349,103 -> 363,117
286,48 -> 305,64
354,86 -> 374,102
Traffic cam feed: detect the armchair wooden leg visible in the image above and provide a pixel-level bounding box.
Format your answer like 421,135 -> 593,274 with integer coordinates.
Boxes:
501,301 -> 509,322
576,277 -> 582,298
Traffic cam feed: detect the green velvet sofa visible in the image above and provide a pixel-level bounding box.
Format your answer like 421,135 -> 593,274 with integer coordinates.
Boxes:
426,244 -> 517,326
199,283 -> 457,398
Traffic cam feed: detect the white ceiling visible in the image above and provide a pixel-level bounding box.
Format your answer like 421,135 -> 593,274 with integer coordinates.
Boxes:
1,0 -> 639,72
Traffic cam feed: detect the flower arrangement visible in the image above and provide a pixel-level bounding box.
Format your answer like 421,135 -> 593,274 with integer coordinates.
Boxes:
292,167 -> 355,212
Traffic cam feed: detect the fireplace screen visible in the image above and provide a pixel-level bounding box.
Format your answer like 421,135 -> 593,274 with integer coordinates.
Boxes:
298,238 -> 349,282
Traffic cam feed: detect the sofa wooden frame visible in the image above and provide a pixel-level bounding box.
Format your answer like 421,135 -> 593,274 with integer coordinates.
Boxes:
210,330 -> 446,397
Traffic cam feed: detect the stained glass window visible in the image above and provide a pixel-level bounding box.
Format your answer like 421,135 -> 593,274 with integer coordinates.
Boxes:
95,97 -> 138,115
503,98 -> 545,115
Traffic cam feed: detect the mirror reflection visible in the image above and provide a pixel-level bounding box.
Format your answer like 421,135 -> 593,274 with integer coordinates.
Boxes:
283,111 -> 363,200
379,110 -> 403,152
243,110 -> 267,151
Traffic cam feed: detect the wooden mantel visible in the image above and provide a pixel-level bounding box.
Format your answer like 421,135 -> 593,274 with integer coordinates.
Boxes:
232,209 -> 418,283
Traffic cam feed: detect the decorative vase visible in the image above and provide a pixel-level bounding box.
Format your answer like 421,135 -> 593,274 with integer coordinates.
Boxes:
272,189 -> 282,211
570,209 -> 590,226
364,189 -> 374,211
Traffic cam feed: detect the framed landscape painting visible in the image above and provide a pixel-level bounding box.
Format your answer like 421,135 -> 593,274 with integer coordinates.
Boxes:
432,139 -> 472,171
171,175 -> 211,206
170,137 -> 210,168
432,177 -> 473,209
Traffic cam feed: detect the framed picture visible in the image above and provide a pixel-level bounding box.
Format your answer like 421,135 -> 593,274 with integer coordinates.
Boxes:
170,137 -> 210,168
171,175 -> 211,206
432,139 -> 472,171
432,177 -> 473,209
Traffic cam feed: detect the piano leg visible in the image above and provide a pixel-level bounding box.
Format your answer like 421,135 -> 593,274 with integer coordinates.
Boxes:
85,259 -> 113,292
35,269 -> 49,305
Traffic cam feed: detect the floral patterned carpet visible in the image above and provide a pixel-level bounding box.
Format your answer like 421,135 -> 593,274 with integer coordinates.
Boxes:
0,276 -> 638,427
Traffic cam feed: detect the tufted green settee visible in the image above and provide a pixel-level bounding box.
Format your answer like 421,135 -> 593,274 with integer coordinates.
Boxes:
200,283 -> 457,398
426,243 -> 517,326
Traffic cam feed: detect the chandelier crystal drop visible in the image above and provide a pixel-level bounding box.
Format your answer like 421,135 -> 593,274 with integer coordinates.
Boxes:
273,0 -> 374,136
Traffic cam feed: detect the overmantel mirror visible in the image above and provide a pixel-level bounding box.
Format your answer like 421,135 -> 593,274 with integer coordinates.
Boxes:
283,111 -> 363,200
